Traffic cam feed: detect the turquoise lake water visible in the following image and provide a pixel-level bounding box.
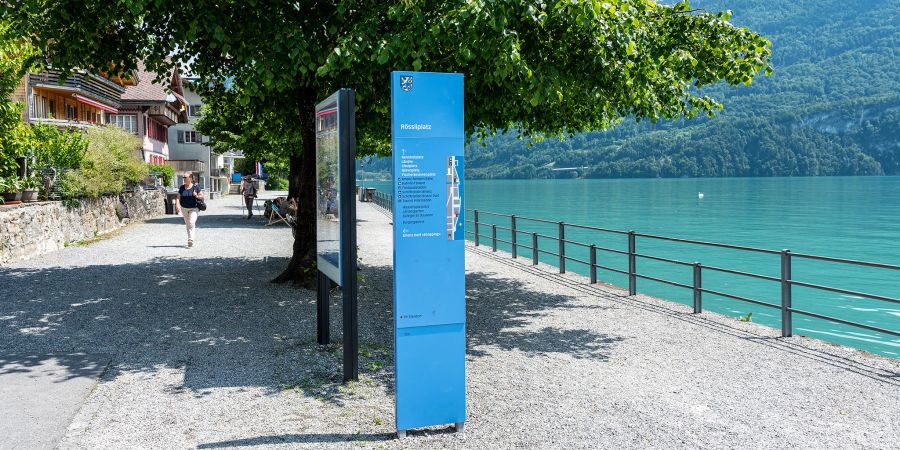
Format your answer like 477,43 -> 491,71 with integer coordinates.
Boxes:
360,177 -> 900,359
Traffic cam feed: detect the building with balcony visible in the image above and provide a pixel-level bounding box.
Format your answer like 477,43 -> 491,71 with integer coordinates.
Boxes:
167,78 -> 236,196
10,70 -> 125,129
112,61 -> 188,166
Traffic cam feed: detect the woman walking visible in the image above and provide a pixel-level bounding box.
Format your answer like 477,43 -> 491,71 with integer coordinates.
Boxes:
240,175 -> 257,219
175,172 -> 204,248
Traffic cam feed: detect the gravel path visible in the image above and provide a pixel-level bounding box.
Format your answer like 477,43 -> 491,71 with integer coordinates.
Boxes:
1,196 -> 898,449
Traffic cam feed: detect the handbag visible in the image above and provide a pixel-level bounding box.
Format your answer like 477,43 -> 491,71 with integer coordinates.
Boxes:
194,186 -> 207,211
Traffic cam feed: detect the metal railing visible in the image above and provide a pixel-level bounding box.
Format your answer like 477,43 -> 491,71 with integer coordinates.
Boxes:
372,191 -> 392,212
365,191 -> 899,339
465,209 -> 900,339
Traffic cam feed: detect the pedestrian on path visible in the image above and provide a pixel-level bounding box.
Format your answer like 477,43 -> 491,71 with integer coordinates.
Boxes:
175,172 -> 204,248
240,175 -> 257,219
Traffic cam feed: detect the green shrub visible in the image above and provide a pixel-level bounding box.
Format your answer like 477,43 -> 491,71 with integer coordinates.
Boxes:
265,175 -> 287,190
148,163 -> 175,187
60,126 -> 145,199
0,103 -> 29,178
31,123 -> 87,170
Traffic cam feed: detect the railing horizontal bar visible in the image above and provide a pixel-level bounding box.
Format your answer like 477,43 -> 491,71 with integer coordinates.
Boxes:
633,252 -> 693,267
596,265 -> 629,275
594,246 -> 628,256
633,273 -> 693,290
561,239 -> 593,248
537,249 -> 559,257
467,210 -> 512,218
699,288 -> 780,309
563,222 -> 630,235
791,253 -> 900,271
465,209 -> 555,223
495,238 -> 513,245
702,264 -> 781,282
789,280 -> 900,305
563,255 -> 591,266
633,232 -> 780,255
789,308 -> 900,337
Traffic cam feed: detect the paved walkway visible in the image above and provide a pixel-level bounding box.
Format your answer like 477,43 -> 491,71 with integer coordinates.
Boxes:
1,196 -> 898,449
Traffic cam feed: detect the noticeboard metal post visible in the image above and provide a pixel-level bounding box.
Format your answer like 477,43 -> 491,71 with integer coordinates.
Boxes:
314,88 -> 358,382
391,71 -> 466,435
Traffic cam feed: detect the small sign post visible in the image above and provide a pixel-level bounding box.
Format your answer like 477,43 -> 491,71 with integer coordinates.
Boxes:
391,72 -> 466,436
315,88 -> 358,382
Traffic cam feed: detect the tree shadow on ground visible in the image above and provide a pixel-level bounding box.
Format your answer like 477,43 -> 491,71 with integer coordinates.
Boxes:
467,245 -> 900,387
196,432 -> 395,448
144,214 -> 289,230
0,242 -> 621,402
358,263 -> 624,361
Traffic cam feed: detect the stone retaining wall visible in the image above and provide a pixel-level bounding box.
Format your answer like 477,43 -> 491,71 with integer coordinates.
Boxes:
0,190 -> 166,265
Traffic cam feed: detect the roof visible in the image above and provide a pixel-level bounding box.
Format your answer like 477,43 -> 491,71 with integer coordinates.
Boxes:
119,61 -> 181,103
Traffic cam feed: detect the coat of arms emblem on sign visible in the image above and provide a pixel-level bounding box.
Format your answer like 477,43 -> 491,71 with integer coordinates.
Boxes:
400,76 -> 413,92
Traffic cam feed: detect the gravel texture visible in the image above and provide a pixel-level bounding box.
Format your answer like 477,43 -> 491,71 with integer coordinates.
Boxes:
1,196 -> 898,449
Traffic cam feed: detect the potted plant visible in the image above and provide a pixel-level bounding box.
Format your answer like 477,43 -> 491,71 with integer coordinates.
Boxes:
21,176 -> 41,202
0,177 -> 22,202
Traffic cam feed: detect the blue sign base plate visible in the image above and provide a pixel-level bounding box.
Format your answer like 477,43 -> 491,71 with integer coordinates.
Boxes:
395,323 -> 466,431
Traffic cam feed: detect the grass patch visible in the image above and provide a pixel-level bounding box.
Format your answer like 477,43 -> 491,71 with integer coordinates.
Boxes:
67,228 -> 123,247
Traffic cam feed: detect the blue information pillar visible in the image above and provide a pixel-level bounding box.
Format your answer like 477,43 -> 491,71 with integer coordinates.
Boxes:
391,72 -> 466,434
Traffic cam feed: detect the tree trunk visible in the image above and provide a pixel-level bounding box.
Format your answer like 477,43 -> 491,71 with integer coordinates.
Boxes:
287,154 -> 301,200
274,87 -> 319,288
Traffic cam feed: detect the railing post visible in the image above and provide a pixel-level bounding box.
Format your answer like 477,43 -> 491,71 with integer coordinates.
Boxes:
781,249 -> 792,337
590,245 -> 597,284
532,232 -> 539,266
474,210 -> 479,246
491,225 -> 497,252
511,215 -> 517,259
693,262 -> 702,313
558,222 -> 566,274
628,231 -> 636,296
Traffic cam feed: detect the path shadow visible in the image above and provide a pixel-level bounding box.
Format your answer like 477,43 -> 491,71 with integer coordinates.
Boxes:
0,247 -> 625,397
145,214 -> 288,230
467,245 -> 900,386
196,432 -> 394,448
0,256 -> 308,393
358,263 -> 624,362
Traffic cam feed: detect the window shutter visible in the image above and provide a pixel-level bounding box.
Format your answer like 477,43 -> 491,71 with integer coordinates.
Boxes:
177,130 -> 184,143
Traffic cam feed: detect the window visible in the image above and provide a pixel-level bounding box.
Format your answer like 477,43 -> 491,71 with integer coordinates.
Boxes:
111,115 -> 138,134
48,100 -> 56,119
178,130 -> 202,144
188,104 -> 202,117
66,104 -> 77,121
145,118 -> 168,141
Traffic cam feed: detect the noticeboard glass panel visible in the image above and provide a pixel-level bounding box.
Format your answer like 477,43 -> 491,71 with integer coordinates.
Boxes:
316,96 -> 341,284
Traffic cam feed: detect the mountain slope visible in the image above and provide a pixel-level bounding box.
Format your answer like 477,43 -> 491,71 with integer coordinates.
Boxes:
465,0 -> 900,179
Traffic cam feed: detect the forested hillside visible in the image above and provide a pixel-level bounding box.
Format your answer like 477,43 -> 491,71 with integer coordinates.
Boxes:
466,0 -> 900,179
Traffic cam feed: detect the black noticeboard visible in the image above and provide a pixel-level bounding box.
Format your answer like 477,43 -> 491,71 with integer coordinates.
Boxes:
314,88 -> 358,382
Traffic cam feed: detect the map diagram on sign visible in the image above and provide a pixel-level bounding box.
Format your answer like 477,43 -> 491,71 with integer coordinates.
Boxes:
446,156 -> 461,240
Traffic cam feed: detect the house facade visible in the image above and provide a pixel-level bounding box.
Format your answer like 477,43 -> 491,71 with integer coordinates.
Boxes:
114,62 -> 188,166
167,78 -> 236,196
10,70 -> 125,129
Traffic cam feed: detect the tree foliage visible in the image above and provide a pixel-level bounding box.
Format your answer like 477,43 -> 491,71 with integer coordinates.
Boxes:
0,24 -> 38,177
465,0 -> 900,178
2,0 -> 770,283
